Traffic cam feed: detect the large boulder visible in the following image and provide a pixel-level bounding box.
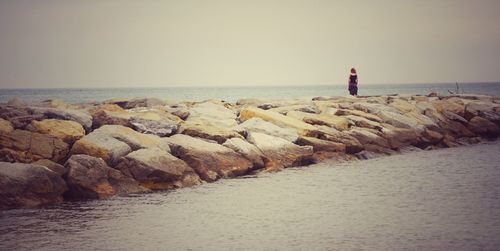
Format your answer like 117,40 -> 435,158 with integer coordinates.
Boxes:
29,119 -> 85,144
165,134 -> 253,182
315,125 -> 364,154
178,122 -> 243,144
376,110 -> 421,130
186,101 -> 238,128
342,115 -> 382,130
335,109 -> 383,123
33,159 -> 66,176
71,125 -> 169,166
115,148 -> 201,190
104,97 -> 166,109
247,132 -> 313,171
431,99 -> 465,117
239,106 -> 317,135
91,105 -> 181,137
0,118 -> 14,134
0,162 -> 67,209
464,102 -> 495,121
347,128 -> 391,148
467,116 -> 500,138
0,129 -> 69,163
380,125 -> 421,149
287,111 -> 349,131
29,107 -> 93,132
296,136 -> 346,152
223,138 -> 267,169
233,117 -> 299,142
64,154 -> 148,200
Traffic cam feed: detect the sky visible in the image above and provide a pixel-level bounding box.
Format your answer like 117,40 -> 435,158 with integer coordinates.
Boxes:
0,0 -> 499,88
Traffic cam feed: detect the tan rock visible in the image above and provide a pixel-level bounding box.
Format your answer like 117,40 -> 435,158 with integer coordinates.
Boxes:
71,125 -> 169,165
30,119 -> 85,144
467,116 -> 500,138
342,115 -> 382,130
116,148 -> 201,190
33,159 -> 65,176
178,122 -> 243,144
296,136 -> 346,152
347,128 -> 390,148
165,134 -> 253,182
233,117 -> 299,142
335,109 -> 383,123
0,118 -> 14,134
431,99 -> 465,117
315,125 -> 364,154
247,132 -> 313,170
0,129 -> 69,163
287,111 -> 349,131
222,138 -> 266,169
239,106 -> 317,135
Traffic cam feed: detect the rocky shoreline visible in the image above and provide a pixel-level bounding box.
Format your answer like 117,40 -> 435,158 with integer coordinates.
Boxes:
1,93 -> 499,210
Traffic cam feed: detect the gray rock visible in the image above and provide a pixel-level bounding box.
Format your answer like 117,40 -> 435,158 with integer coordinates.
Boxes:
247,132 -> 313,171
0,162 -> 67,209
64,154 -> 148,200
165,134 -> 253,182
223,138 -> 266,169
116,148 -> 201,190
233,117 -> 299,142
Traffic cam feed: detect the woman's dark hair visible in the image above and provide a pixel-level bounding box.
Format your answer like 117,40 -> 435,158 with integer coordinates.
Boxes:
350,68 -> 356,74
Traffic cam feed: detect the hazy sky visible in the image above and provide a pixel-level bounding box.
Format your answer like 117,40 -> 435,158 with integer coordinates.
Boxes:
0,0 -> 499,88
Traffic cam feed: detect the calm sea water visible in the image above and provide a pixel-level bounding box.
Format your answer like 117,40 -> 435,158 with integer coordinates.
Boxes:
1,141 -> 499,251
1,82 -> 499,103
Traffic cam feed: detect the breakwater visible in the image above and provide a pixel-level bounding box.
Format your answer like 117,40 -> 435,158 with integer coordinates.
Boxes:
1,93 -> 499,209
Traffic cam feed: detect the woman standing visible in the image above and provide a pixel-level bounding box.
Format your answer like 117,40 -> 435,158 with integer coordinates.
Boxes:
348,68 -> 358,96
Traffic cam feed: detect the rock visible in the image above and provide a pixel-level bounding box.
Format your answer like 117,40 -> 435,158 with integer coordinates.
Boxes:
105,97 -> 166,109
464,102 -> 495,121
431,99 -> 465,117
6,97 -> 27,107
0,162 -> 67,209
376,110 -> 421,130
186,101 -> 238,128
342,115 -> 382,130
388,99 -> 419,113
380,125 -> 420,149
29,107 -> 93,132
347,128 -> 390,148
467,116 -> 500,138
233,117 -> 299,142
315,125 -> 364,154
269,104 -> 318,115
115,148 -> 201,190
236,98 -> 263,106
91,105 -> 181,136
164,103 -> 190,120
442,111 -> 468,124
165,134 -> 253,182
33,159 -> 66,175
64,155 -> 148,200
421,129 -> 444,145
178,122 -> 243,144
287,111 -> 349,131
247,132 -> 313,171
29,119 -> 85,144
0,118 -> 14,134
296,136 -> 346,152
71,125 -> 170,166
335,109 -> 383,123
439,119 -> 475,138
239,106 -> 317,135
0,129 -> 69,163
222,138 -> 266,169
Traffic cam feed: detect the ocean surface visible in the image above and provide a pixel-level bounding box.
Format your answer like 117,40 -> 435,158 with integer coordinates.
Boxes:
1,82 -> 500,103
1,141 -> 500,251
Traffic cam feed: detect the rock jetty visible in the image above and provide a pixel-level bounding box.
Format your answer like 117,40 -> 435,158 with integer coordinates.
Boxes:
1,94 -> 499,209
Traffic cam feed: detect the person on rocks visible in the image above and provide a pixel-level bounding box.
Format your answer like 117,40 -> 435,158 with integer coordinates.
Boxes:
348,67 -> 358,96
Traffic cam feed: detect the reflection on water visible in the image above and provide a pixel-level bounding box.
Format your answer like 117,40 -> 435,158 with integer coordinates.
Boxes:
1,141 -> 500,251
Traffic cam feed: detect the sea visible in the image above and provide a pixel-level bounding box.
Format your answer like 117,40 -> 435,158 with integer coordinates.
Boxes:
1,82 -> 500,104
1,141 -> 499,251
